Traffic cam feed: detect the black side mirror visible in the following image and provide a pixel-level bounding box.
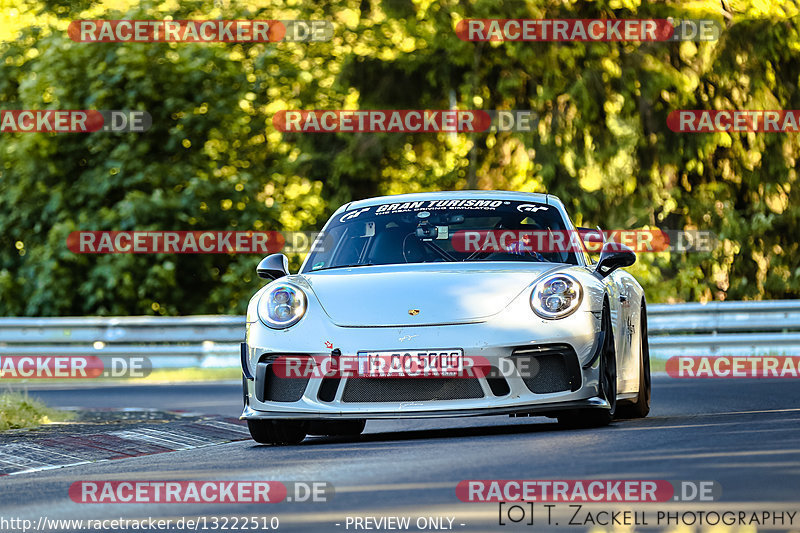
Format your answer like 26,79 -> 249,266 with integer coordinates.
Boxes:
595,242 -> 636,278
257,254 -> 289,280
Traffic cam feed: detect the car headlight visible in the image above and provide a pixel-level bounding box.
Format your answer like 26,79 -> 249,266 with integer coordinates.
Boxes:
258,284 -> 307,328
531,274 -> 583,319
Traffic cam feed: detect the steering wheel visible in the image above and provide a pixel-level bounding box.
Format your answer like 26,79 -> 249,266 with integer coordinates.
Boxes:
401,233 -> 419,263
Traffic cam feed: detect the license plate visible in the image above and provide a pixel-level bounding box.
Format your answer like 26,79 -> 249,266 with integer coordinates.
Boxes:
356,349 -> 463,377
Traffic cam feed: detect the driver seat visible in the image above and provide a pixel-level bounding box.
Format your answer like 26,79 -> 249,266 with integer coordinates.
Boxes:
367,227 -> 425,265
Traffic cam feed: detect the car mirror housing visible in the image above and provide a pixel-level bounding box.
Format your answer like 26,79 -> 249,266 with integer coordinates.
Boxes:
257,254 -> 290,280
595,242 -> 636,278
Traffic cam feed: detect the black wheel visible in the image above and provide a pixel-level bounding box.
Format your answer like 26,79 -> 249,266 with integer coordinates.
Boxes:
558,302 -> 617,428
616,301 -> 651,419
247,419 -> 307,445
307,419 -> 366,436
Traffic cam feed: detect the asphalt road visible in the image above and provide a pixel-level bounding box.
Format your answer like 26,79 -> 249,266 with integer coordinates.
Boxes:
3,376 -> 800,532
24,382 -> 244,418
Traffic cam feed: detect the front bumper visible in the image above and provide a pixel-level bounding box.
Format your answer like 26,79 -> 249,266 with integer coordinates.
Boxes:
241,398 -> 609,420
240,311 -> 606,420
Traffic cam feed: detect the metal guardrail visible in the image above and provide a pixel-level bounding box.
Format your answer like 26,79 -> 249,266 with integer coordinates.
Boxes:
1,301 -> 799,366
647,300 -> 800,358
0,316 -> 245,368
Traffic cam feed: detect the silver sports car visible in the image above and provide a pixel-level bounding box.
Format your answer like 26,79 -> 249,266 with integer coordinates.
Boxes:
240,191 -> 651,444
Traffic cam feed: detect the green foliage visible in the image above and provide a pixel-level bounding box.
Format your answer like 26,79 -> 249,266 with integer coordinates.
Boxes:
0,391 -> 73,430
1,0 -> 799,315
0,1 -> 330,315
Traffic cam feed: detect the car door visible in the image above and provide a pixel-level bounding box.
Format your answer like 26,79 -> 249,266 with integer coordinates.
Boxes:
611,270 -> 639,393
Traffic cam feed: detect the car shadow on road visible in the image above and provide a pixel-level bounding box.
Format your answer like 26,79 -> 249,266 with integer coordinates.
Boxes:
299,418 -> 617,446
244,417 -> 664,448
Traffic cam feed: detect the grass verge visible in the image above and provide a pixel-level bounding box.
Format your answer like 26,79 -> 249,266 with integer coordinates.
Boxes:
650,358 -> 667,373
141,367 -> 242,383
0,391 -> 74,431
0,367 -> 243,386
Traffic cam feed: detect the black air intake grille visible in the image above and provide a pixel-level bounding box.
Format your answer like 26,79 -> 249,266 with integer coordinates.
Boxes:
511,344 -> 581,393
255,356 -> 310,402
318,377 -> 340,402
341,378 -> 484,403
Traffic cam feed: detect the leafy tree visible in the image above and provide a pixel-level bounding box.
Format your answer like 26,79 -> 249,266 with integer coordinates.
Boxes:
1,0 -> 799,316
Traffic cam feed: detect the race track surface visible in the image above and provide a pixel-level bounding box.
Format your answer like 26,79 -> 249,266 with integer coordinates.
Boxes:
2,376 -> 799,532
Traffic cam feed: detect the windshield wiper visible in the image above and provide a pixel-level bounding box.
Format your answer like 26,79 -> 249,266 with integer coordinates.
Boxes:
312,262 -> 374,272
470,252 -> 551,263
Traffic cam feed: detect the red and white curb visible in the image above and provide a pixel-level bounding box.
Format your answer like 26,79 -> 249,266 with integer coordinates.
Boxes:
0,417 -> 250,476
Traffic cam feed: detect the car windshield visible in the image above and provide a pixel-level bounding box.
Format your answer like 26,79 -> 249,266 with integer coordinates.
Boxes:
302,198 -> 580,272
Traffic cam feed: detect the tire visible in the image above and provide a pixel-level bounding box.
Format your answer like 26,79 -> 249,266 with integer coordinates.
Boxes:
247,419 -> 307,445
307,419 -> 366,437
558,302 -> 617,428
616,301 -> 651,419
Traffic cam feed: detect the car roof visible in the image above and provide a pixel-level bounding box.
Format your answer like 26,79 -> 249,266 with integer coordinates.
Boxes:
342,190 -> 560,212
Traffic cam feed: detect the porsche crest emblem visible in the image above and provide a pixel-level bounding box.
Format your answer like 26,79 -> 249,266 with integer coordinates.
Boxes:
408,309 -> 420,316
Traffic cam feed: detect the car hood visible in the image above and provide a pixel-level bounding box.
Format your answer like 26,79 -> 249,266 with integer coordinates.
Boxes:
299,263 -> 562,327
